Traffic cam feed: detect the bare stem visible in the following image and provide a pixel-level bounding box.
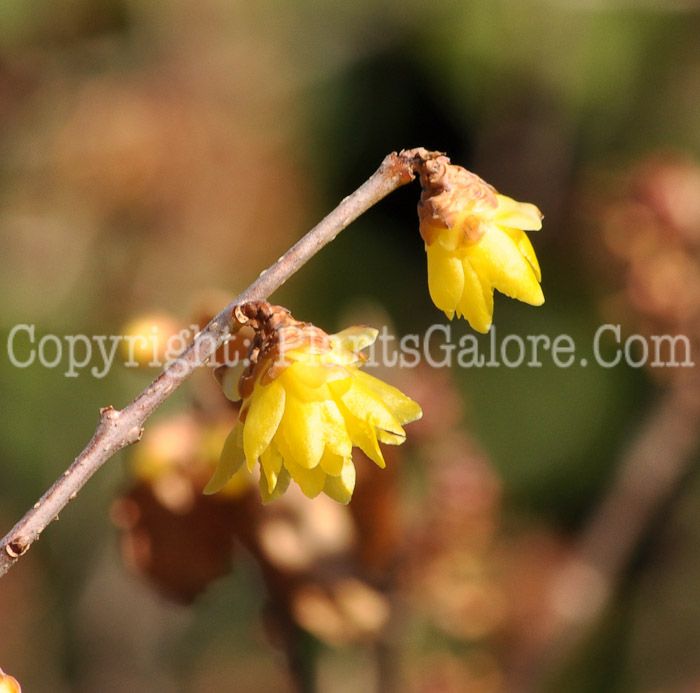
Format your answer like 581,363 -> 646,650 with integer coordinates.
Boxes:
0,148 -> 441,578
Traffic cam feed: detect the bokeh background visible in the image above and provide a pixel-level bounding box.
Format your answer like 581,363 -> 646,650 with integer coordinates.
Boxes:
2,1 -> 700,691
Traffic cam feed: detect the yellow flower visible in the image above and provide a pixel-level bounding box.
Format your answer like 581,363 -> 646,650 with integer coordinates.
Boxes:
205,305 -> 422,504
418,158 -> 544,332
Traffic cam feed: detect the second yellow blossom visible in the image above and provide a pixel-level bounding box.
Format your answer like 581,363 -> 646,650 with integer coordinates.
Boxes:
418,159 -> 544,332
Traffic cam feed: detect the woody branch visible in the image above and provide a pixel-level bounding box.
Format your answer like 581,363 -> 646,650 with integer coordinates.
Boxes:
0,147 -> 442,579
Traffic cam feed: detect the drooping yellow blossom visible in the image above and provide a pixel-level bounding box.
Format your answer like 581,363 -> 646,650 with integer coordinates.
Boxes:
418,157 -> 544,332
204,303 -> 422,504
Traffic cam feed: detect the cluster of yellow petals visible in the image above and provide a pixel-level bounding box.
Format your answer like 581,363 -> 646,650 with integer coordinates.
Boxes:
418,160 -> 544,332
205,324 -> 422,504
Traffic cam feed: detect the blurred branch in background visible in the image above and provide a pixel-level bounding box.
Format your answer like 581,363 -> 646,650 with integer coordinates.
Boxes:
505,154 -> 700,691
506,369 -> 700,691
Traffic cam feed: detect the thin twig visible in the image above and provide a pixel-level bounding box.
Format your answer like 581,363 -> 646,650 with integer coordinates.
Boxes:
0,148 -> 439,578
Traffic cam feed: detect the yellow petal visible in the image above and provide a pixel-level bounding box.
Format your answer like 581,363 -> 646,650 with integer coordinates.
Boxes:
466,227 -> 544,306
203,421 -> 246,494
329,378 -> 404,437
456,258 -> 494,333
330,326 -> 379,353
284,361 -> 346,391
377,429 -> 406,446
273,426 -> 297,468
319,449 -> 346,476
427,242 -> 464,318
352,370 -> 422,425
260,444 -> 284,493
285,457 -> 327,498
243,379 -> 286,470
435,225 -> 464,252
281,395 -> 324,469
340,405 -> 386,468
321,400 -> 352,458
494,195 -> 542,231
502,227 -> 541,282
323,458 -> 356,504
279,363 -> 324,397
259,466 -> 291,504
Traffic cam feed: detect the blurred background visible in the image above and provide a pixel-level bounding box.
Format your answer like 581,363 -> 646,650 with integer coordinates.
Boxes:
2,1 -> 700,691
